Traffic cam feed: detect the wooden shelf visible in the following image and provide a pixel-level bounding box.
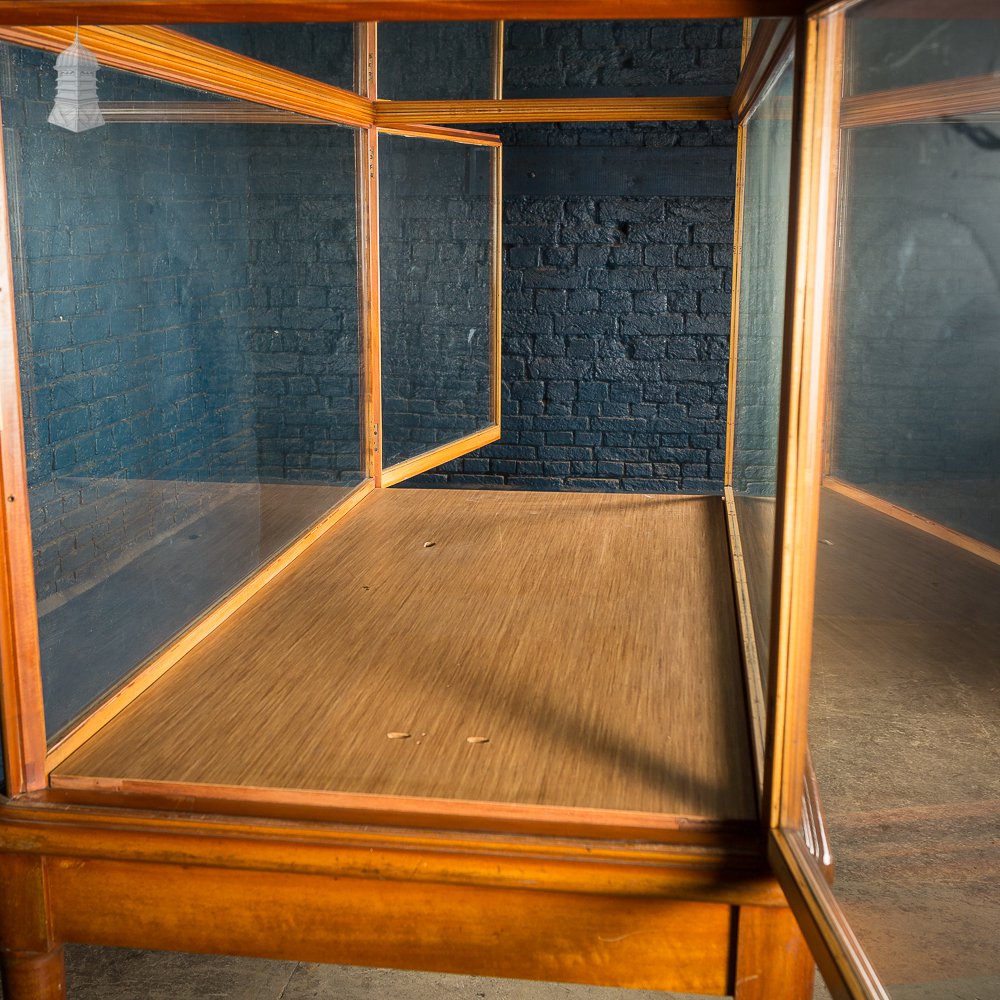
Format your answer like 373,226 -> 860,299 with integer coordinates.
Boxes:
53,488 -> 756,832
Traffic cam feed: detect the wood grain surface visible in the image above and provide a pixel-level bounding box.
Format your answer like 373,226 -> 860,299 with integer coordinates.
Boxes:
374,96 -> 731,124
0,2 -> 812,27
55,489 -> 755,823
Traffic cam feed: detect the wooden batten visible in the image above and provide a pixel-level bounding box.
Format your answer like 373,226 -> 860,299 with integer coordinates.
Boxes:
44,480 -> 375,773
0,96 -> 47,795
380,425 -> 500,487
490,146 -> 503,425
724,106 -> 748,485
0,25 -> 374,128
492,20 -> 504,101
762,13 -> 812,836
375,96 -> 732,125
730,17 -> 795,122
840,72 -> 1000,128
48,775 -> 761,849
723,488 -> 766,795
0,1 -> 815,25
377,123 -> 502,145
357,23 -> 382,486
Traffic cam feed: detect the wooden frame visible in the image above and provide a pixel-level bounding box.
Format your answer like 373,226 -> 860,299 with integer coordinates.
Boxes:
375,96 -> 731,124
6,5 -> 999,999
0,1 -> 816,24
375,125 -> 503,488
0,97 -> 46,797
0,25 -> 374,127
730,16 -> 795,122
754,14 -> 888,998
840,72 -> 1000,128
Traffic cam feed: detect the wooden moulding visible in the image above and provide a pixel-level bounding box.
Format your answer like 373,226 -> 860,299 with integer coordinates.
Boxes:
823,477 -> 1000,568
377,123 -> 501,146
722,488 -> 766,794
357,23 -> 382,486
723,105 -> 748,485
0,25 -> 374,128
841,72 -> 1000,128
45,776 -> 762,851
380,425 -> 501,487
763,9 -> 840,835
0,798 -> 782,907
0,95 -> 47,796
364,124 -> 384,488
44,480 -> 375,773
730,16 -> 795,122
492,20 -> 504,101
0,1 -> 814,25
491,146 -> 503,425
99,101 -> 331,123
770,828 -> 889,1000
375,96 -> 732,125
764,9 -> 885,999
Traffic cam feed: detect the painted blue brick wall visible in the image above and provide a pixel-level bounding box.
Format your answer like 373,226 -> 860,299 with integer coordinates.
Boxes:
244,123 -> 362,482
2,44 -> 362,607
409,20 -> 740,493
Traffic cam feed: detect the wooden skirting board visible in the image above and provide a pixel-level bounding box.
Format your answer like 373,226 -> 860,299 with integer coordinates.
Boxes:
52,488 -> 757,836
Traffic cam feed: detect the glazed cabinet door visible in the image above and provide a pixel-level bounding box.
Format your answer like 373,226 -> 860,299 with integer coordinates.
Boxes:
374,128 -> 502,487
748,3 -> 1000,998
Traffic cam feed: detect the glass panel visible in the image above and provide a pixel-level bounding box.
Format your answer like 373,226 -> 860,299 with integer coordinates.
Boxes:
845,3 -> 1000,95
829,123 -> 1000,547
378,23 -> 494,100
1,43 -> 364,738
729,59 -> 795,685
504,20 -> 743,99
810,5 -> 1000,994
175,24 -> 357,92
378,135 -> 494,470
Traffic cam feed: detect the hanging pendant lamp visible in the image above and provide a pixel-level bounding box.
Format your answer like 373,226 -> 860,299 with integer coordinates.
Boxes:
48,34 -> 105,133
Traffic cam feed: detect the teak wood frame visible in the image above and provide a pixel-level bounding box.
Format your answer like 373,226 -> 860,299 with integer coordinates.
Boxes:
2,3 -> 994,999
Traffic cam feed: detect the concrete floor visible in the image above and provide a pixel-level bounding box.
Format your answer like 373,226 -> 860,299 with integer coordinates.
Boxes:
1,950 -> 707,1000
1,945 -> 996,1000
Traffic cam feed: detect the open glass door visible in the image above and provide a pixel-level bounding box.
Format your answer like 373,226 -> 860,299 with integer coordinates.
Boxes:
751,3 -> 1000,998
375,127 -> 502,487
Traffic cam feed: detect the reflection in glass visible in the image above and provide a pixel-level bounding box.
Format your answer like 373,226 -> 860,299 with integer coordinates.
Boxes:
809,5 -> 1000,992
829,123 -> 1000,547
730,59 -> 794,683
378,23 -> 494,100
2,44 -> 363,738
378,135 -> 494,469
845,6 -> 1000,95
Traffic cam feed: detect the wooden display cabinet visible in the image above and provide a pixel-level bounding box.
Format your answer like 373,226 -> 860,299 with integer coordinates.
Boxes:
1,3 -> 996,999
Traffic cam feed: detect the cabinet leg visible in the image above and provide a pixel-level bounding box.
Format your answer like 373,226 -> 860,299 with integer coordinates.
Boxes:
0,947 -> 67,1000
734,904 -> 813,1000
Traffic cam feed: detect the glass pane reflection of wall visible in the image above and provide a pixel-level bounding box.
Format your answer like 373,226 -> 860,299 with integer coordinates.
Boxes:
730,58 -> 794,688
379,135 -> 494,469
1,44 -> 364,739
810,7 -> 1000,996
